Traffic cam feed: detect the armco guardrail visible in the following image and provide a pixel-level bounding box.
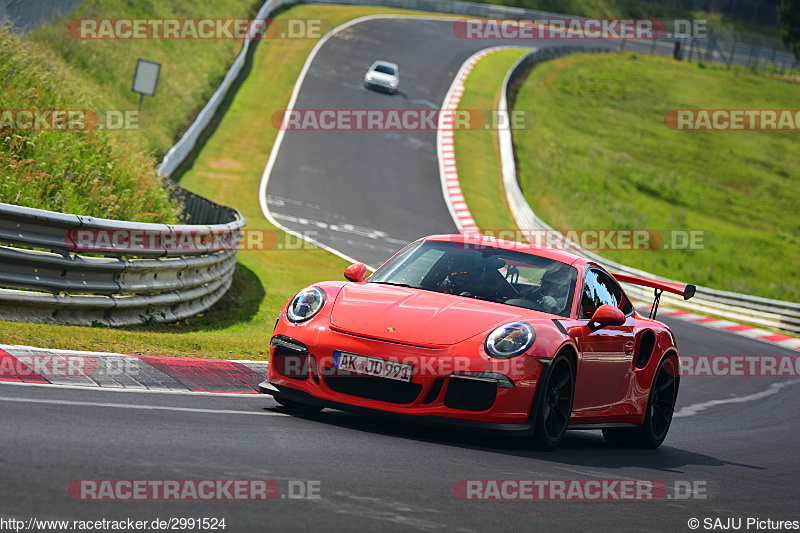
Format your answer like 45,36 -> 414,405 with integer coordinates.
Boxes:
497,47 -> 800,334
0,201 -> 244,326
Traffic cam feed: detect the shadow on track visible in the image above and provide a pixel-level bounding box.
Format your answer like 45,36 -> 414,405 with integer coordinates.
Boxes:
264,404 -> 763,473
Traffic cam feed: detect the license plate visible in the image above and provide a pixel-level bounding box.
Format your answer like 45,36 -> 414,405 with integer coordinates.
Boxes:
332,351 -> 414,383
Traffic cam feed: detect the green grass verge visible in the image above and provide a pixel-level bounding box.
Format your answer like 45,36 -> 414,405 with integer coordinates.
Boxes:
0,5 -> 444,359
0,27 -> 179,222
493,53 -> 798,301
27,0 -> 265,158
454,48 -> 529,236
3,0 -> 275,221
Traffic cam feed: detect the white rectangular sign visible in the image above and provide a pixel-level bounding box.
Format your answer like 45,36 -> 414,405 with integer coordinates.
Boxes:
132,58 -> 161,96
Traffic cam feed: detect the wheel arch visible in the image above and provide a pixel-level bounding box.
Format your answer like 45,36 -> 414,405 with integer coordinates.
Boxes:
555,343 -> 578,371
659,348 -> 681,394
525,344 -> 578,435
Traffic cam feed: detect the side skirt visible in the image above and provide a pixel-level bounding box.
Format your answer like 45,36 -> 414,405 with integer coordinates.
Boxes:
568,423 -> 640,430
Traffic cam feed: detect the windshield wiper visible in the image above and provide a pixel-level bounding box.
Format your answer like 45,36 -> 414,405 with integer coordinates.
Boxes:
369,281 -> 423,289
458,293 -> 502,304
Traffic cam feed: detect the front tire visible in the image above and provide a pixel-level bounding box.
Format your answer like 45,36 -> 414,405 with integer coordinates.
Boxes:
532,354 -> 575,451
603,354 -> 679,449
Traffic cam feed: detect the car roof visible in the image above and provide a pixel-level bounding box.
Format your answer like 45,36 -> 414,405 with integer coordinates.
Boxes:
371,60 -> 399,70
422,233 -> 591,267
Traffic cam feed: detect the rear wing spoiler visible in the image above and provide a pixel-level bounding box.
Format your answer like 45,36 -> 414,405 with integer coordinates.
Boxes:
612,272 -> 696,320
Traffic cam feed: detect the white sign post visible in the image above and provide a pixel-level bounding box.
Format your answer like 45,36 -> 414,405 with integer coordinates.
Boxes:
132,58 -> 161,112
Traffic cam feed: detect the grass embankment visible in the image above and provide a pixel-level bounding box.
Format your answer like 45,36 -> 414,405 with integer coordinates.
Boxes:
26,0 -> 267,159
500,53 -> 798,301
0,5 -> 440,358
2,0 -> 274,221
0,28 -> 178,221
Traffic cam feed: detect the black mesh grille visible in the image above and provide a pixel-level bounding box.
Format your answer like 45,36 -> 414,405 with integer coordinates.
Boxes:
324,375 -> 422,404
272,353 -> 309,380
444,378 -> 497,411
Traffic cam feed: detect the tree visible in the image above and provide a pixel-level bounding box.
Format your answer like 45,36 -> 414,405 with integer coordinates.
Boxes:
779,0 -> 800,60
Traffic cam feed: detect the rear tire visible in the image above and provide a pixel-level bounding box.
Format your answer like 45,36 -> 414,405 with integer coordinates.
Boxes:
531,354 -> 575,451
603,354 -> 679,449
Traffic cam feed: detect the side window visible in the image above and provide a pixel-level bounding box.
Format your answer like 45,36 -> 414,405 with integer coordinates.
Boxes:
580,269 -> 631,319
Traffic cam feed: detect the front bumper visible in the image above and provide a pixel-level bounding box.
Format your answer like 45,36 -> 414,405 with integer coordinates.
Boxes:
260,379 -> 535,435
364,79 -> 397,92
261,326 -> 544,428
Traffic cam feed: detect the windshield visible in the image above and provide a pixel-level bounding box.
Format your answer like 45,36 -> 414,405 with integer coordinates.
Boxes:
368,240 -> 578,317
374,65 -> 396,75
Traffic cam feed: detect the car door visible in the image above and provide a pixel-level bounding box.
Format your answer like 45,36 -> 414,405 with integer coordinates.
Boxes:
572,268 -> 635,411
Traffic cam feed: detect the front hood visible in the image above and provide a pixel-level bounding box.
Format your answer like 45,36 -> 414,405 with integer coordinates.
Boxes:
329,283 -> 546,347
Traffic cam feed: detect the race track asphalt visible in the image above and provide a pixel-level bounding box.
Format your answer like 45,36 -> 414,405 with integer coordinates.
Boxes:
2,16 -> 797,533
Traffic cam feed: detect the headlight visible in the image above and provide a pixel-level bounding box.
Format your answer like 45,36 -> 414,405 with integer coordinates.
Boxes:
366,73 -> 374,81
484,322 -> 535,358
286,286 -> 326,323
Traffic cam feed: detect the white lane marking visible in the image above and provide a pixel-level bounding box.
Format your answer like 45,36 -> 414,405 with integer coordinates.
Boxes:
0,380 -> 265,396
0,395 -> 289,416
257,14 -> 461,271
2,345 -> 270,367
266,195 -> 321,210
271,213 -> 407,244
674,379 -> 800,418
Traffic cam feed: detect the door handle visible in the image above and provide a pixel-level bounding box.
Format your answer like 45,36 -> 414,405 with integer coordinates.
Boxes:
624,341 -> 634,355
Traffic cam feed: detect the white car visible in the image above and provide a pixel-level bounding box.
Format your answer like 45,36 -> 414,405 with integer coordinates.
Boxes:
364,60 -> 399,93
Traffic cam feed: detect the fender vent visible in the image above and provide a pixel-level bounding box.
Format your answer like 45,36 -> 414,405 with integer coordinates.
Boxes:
636,329 -> 656,369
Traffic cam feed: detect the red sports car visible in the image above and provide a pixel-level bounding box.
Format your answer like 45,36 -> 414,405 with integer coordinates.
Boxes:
259,234 -> 695,450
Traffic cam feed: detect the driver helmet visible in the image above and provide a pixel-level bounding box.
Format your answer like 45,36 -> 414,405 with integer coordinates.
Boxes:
540,264 -> 572,292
